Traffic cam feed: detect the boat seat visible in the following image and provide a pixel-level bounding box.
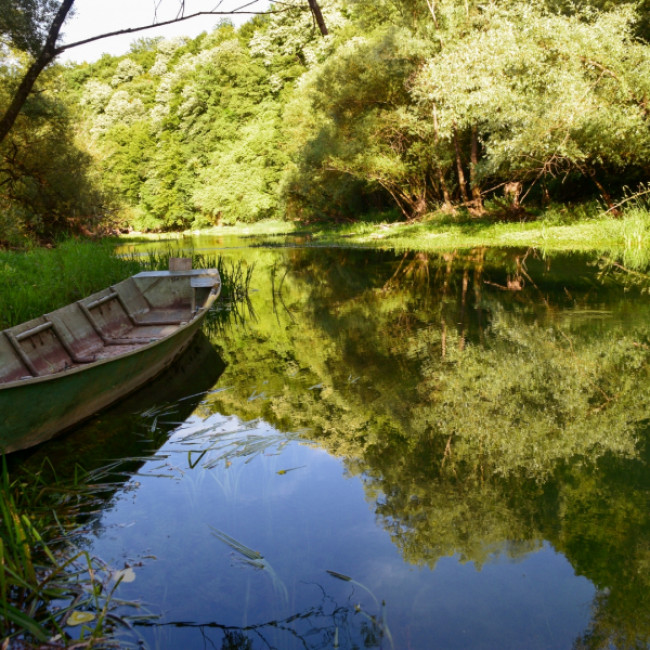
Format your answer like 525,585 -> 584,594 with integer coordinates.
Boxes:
77,291 -> 186,347
5,319 -> 97,377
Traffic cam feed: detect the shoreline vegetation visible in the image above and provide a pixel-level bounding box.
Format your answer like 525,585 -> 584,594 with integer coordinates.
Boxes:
121,203 -> 650,265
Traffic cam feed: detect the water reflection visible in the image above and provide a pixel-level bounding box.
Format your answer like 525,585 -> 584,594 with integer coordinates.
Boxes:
24,244 -> 650,648
15,332 -> 226,475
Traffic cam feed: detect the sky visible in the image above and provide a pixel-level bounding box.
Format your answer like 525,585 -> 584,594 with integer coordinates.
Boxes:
58,0 -> 269,63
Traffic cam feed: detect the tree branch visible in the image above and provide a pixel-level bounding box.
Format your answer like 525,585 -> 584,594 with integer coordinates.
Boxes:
55,2 -> 283,55
0,0 -> 75,144
307,0 -> 328,36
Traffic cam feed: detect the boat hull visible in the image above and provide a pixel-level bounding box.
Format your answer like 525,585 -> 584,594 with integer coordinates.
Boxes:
0,315 -> 205,453
0,267 -> 221,454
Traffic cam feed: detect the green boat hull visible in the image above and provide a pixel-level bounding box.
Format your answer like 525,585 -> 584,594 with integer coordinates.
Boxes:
0,316 -> 204,453
0,266 -> 221,454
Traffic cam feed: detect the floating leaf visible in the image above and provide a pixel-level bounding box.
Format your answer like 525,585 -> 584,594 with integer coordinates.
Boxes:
276,465 -> 306,475
112,567 -> 136,583
67,611 -> 95,626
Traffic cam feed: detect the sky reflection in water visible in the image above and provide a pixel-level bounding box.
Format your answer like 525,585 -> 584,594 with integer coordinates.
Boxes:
30,242 -> 650,649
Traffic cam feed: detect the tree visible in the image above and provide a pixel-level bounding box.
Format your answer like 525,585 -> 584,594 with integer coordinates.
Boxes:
0,0 -> 329,145
412,2 -> 650,210
0,0 -> 74,144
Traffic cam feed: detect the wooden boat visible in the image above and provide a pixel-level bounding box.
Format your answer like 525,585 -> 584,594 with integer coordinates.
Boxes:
0,262 -> 221,454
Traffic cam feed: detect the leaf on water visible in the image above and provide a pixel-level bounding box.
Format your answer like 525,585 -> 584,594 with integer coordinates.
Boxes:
276,465 -> 306,475
112,567 -> 136,583
67,611 -> 95,626
327,570 -> 352,582
211,528 -> 263,561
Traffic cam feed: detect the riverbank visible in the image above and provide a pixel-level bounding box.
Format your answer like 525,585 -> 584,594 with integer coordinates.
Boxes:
127,205 -> 650,268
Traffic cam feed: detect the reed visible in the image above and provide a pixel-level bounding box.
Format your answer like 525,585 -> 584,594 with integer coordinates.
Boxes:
135,247 -> 254,302
0,239 -> 254,330
0,458 -> 144,646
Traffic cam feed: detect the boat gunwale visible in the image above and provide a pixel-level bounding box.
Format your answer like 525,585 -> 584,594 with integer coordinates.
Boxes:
0,270 -> 221,391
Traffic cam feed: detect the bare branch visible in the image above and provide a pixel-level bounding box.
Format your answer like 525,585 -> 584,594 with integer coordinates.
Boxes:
55,2 -> 283,55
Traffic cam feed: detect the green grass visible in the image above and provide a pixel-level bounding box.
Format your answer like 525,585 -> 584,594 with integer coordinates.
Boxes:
0,239 -> 253,330
302,206 -> 650,261
175,205 -> 650,270
0,239 -> 143,330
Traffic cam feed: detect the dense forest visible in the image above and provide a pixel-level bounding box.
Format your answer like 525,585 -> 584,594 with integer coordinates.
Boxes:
1,0 -> 650,245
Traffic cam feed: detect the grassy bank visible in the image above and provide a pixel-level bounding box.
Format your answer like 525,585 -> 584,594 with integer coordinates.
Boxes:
185,206 -> 650,268
0,239 -> 143,331
0,239 -> 249,330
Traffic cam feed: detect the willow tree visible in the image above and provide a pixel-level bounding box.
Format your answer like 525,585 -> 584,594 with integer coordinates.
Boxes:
412,2 -> 650,210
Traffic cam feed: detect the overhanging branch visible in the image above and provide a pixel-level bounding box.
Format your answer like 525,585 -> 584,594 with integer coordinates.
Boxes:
55,2 -> 285,54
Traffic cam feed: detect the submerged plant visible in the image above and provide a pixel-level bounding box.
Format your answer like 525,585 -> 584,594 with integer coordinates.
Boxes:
0,459 -> 149,646
326,570 -> 394,649
210,528 -> 289,604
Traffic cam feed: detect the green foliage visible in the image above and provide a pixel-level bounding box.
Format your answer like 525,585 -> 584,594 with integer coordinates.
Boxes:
414,2 -> 650,184
0,59 -> 107,246
282,26 -> 437,219
0,0 -> 59,55
45,0 -> 650,232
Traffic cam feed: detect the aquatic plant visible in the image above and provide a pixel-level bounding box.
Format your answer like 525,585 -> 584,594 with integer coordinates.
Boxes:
210,528 -> 289,605
0,458 -> 147,647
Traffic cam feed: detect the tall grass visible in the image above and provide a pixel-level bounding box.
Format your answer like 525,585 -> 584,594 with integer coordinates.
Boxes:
0,239 -> 253,330
242,203 -> 650,269
0,459 -> 132,647
137,248 -> 254,302
0,239 -> 142,330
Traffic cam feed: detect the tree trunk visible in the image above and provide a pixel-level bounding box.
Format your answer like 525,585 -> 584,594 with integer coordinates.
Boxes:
469,126 -> 484,215
452,123 -> 470,205
436,168 -> 451,206
0,0 -> 75,145
432,105 -> 451,208
307,0 -> 328,36
587,167 -> 620,215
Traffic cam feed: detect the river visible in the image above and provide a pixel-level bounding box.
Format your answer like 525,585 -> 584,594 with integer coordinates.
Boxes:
18,237 -> 650,649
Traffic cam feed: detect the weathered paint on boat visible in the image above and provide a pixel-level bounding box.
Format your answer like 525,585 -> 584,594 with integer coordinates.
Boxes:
0,267 -> 221,453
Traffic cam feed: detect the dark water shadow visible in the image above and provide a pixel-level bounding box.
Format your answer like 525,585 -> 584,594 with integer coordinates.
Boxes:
12,332 -> 226,479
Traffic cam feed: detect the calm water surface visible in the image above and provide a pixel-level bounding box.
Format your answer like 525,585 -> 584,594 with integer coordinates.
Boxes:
20,240 -> 650,649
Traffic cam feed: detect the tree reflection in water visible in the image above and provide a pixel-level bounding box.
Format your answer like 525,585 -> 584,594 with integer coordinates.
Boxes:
18,245 -> 650,649
203,246 -> 650,649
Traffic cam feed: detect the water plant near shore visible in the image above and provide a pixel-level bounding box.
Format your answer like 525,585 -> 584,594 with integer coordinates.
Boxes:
0,458 -> 138,647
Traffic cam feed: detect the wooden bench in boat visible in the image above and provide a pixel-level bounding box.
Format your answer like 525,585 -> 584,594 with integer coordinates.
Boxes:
0,268 -> 220,382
